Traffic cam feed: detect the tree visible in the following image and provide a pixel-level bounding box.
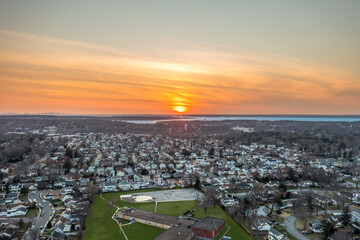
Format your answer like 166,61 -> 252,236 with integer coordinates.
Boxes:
181,148 -> 191,156
5,182 -> 9,193
65,147 -> 73,158
306,194 -> 313,209
19,218 -> 24,229
21,186 -> 29,195
322,220 -> 335,240
141,169 -> 149,175
278,181 -> 287,193
194,177 -> 201,190
208,147 -> 214,156
342,206 -> 351,225
108,197 -> 117,213
63,157 -> 72,174
28,227 -> 40,240
47,220 -> 52,229
287,168 -> 297,182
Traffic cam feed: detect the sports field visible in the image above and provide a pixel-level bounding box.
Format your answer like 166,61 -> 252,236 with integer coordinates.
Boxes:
84,189 -> 252,240
83,189 -> 198,240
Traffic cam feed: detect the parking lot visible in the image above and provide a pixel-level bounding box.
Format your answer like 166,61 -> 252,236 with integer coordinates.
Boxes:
121,188 -> 203,202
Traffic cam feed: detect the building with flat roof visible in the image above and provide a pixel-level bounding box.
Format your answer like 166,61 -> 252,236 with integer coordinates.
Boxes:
115,207 -> 196,230
115,208 -> 225,240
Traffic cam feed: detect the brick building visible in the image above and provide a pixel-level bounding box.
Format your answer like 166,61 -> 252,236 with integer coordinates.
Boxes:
192,217 -> 225,240
115,208 -> 225,240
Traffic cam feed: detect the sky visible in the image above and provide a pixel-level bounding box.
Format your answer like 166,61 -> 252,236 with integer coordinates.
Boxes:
0,1 -> 360,115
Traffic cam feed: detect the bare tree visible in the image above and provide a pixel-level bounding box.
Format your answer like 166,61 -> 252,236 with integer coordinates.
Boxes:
28,227 -> 40,240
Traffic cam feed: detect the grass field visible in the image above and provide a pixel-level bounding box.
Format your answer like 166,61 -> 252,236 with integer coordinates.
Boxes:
25,208 -> 39,218
122,223 -> 164,239
193,205 -> 253,240
83,194 -> 125,240
157,200 -> 198,216
84,189 -> 199,240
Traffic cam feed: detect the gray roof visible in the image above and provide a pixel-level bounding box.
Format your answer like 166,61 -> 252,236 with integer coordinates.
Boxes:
193,217 -> 224,231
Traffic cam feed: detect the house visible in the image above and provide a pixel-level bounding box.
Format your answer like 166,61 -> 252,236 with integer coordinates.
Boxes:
268,227 -> 288,240
118,182 -> 130,191
54,182 -> 66,188
5,192 -> 19,204
237,182 -> 251,190
7,207 -> 27,217
221,197 -> 239,207
330,212 -> 343,228
310,219 -> 323,233
351,211 -> 360,226
9,183 -> 23,192
102,182 -> 117,193
251,218 -> 271,232
162,173 -> 171,179
0,228 -> 16,240
47,230 -> 66,240
257,206 -> 271,217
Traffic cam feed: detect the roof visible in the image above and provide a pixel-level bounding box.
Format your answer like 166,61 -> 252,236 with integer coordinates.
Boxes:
193,217 -> 224,231
154,225 -> 194,240
269,228 -> 286,240
50,230 -> 65,240
118,208 -> 195,227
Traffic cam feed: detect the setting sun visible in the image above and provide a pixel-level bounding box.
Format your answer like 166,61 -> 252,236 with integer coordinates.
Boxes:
173,106 -> 187,113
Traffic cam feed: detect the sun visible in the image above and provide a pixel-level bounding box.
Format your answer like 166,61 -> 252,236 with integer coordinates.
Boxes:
173,106 -> 187,113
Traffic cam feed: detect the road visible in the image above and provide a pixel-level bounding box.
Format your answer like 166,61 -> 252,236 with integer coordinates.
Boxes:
24,191 -> 53,240
284,215 -> 310,240
283,210 -> 342,240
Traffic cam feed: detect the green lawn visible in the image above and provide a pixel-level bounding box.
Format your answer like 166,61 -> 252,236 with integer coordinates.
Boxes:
193,205 -> 253,240
19,193 -> 28,201
83,195 -> 125,240
25,208 -> 39,218
157,200 -> 198,216
122,223 -> 164,239
84,189 -> 199,240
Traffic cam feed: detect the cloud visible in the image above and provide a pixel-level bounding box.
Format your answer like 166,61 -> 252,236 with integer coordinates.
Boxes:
0,30 -> 359,114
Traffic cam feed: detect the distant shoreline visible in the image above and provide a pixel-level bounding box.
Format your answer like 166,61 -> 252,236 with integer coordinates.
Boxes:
1,113 -> 360,119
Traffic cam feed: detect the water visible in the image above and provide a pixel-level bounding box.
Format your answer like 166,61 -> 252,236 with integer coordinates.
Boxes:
124,116 -> 360,124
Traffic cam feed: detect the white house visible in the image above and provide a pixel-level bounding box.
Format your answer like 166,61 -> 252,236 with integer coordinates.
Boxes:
102,183 -> 117,193
268,228 -> 288,240
118,182 -> 131,191
257,206 -> 271,217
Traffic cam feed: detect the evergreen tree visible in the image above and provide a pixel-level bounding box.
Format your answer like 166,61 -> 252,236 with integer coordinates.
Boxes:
47,220 -> 52,229
194,177 -> 201,190
322,220 -> 335,239
208,147 -> 215,156
342,206 -> 351,225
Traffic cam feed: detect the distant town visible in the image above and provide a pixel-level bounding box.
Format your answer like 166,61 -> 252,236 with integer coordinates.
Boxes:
1,115 -> 360,240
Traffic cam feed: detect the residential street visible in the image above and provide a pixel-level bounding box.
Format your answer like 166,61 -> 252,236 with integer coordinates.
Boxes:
284,215 -> 310,240
283,209 -> 342,240
24,191 -> 53,240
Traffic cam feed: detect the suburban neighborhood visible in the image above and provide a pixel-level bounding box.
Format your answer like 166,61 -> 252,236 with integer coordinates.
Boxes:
1,115 -> 360,239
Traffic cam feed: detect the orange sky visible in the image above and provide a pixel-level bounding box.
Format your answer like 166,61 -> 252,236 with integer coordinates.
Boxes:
1,30 -> 360,115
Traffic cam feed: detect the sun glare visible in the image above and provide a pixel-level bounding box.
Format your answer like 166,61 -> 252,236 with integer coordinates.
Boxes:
173,106 -> 187,113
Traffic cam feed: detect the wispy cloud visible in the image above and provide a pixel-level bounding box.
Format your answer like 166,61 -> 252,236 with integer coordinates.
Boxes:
0,30 -> 359,114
